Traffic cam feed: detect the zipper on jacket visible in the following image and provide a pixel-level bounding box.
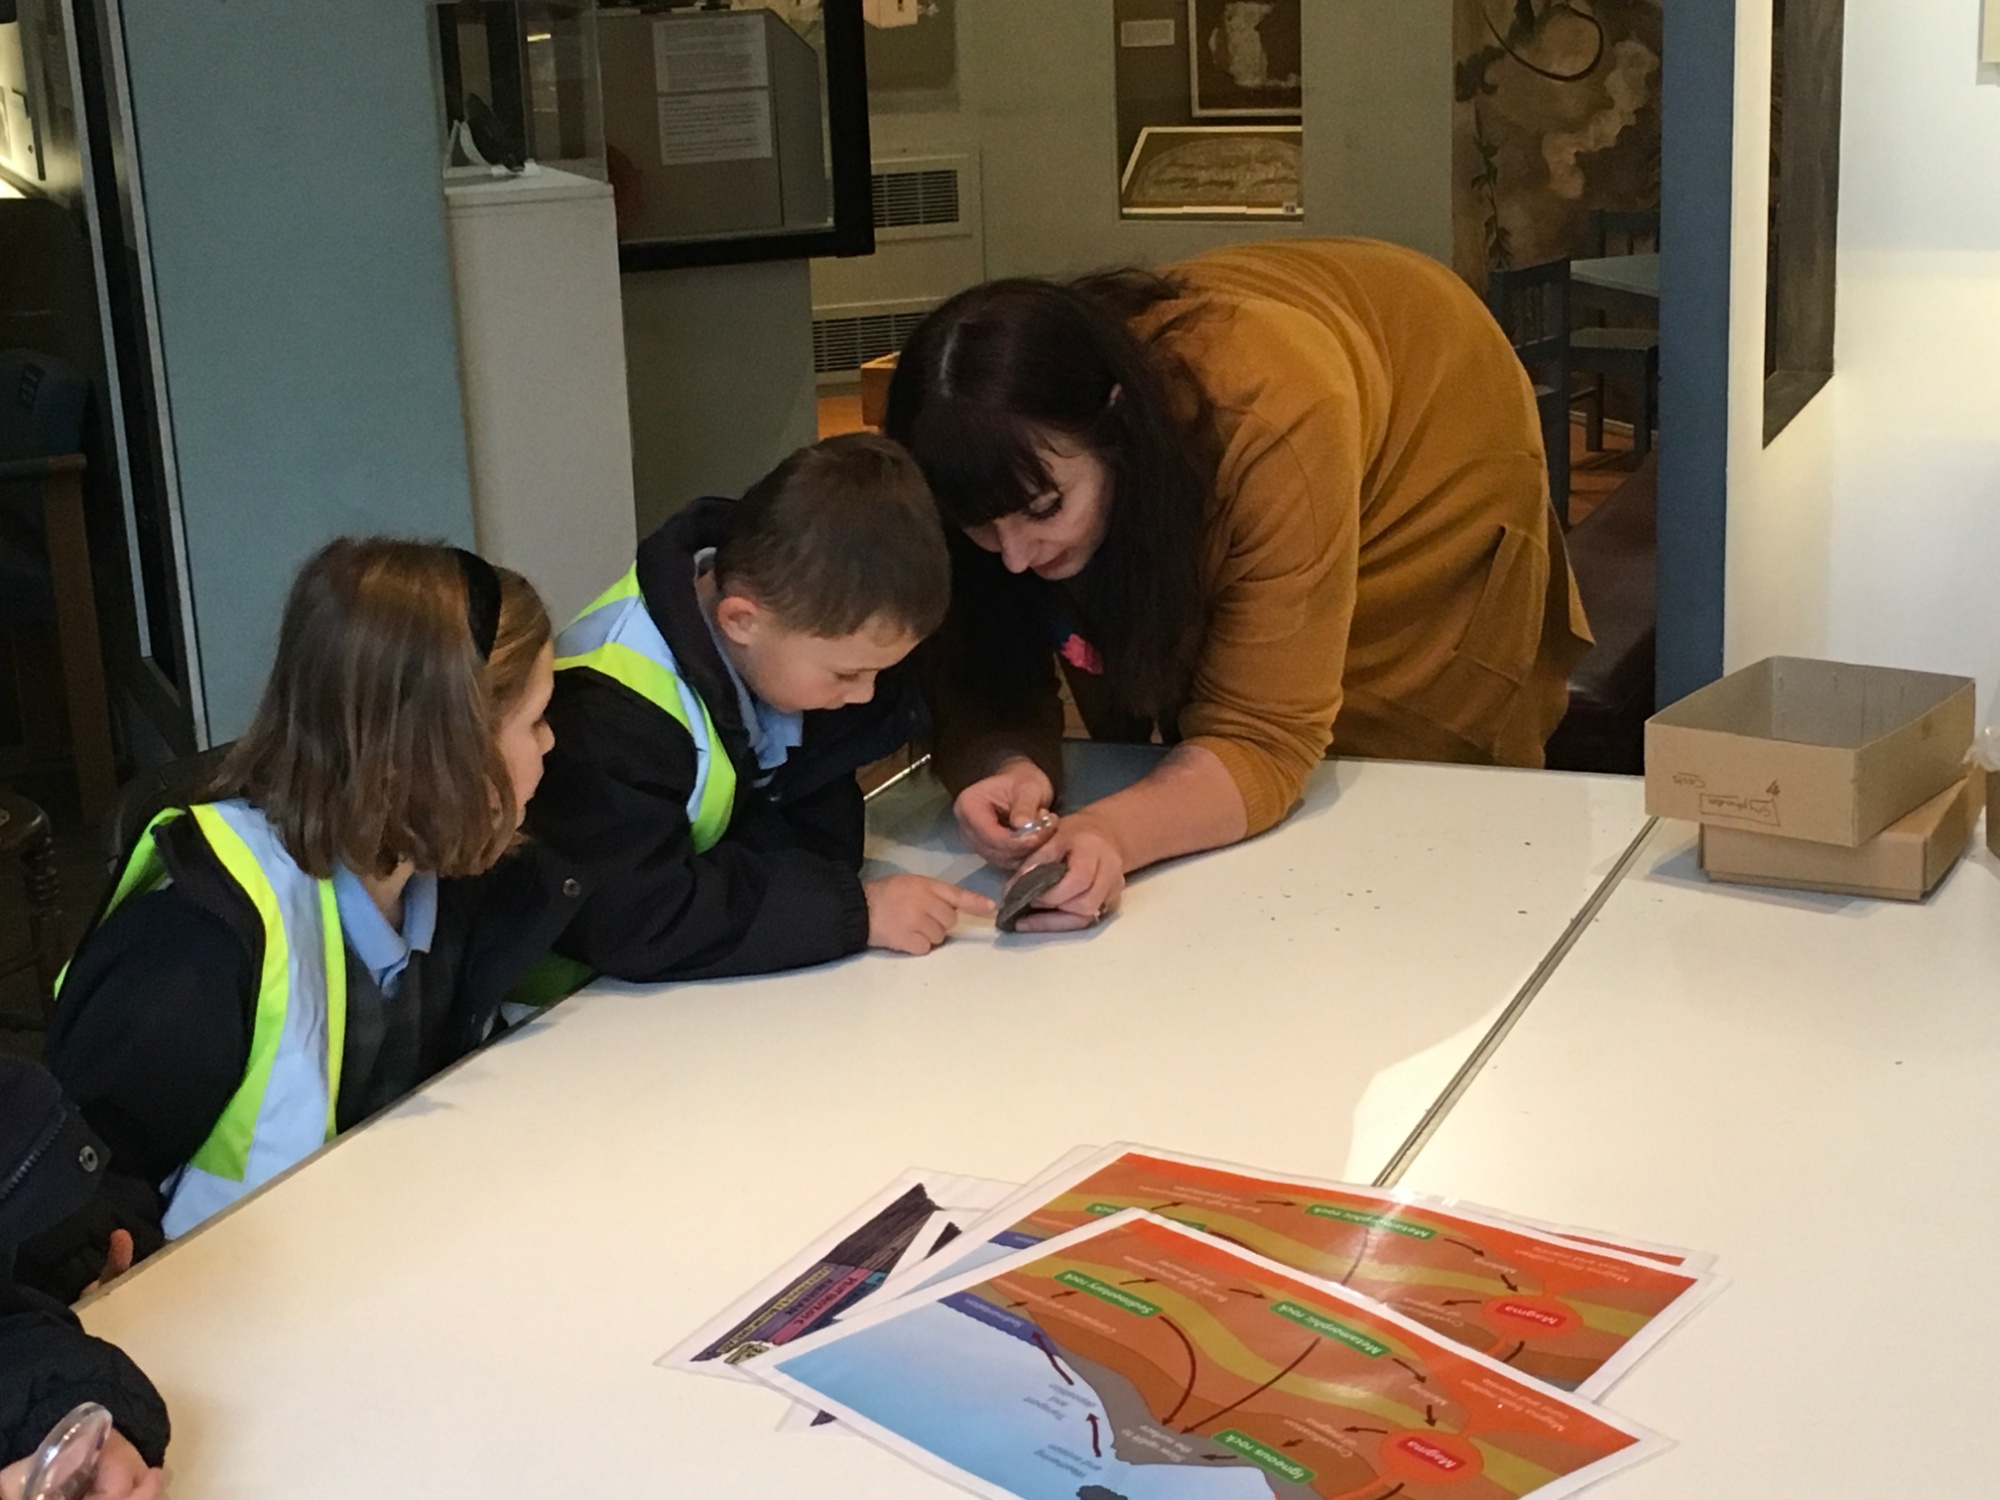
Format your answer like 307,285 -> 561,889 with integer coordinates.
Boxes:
0,1107 -> 70,1212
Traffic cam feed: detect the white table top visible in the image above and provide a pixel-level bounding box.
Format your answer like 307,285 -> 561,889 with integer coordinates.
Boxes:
81,748 -> 1648,1498
1400,819 -> 2000,1495
1571,251 -> 1660,298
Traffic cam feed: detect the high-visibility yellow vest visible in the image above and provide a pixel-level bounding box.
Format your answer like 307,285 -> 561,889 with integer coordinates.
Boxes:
79,800 -> 345,1238
506,568 -> 745,1012
554,566 -> 737,852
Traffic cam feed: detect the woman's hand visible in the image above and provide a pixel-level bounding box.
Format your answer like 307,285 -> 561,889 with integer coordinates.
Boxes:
1,1430 -> 163,1499
1006,812 -> 1129,933
952,757 -> 1057,870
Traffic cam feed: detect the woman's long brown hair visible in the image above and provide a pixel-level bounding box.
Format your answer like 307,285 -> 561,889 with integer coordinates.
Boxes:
210,538 -> 549,879
884,268 -> 1218,720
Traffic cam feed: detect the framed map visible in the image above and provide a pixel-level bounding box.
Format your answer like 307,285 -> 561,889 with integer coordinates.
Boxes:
1188,0 -> 1301,117
1119,124 -> 1302,218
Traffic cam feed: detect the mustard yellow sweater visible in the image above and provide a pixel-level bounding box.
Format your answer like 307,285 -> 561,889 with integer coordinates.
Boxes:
935,238 -> 1592,836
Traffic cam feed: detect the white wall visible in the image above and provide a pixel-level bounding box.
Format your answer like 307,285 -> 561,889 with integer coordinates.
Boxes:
1725,0 -> 2000,713
853,0 -> 1451,288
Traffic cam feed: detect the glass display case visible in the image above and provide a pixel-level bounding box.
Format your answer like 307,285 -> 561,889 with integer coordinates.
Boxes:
598,0 -> 874,270
1112,0 -> 1304,220
434,1 -> 606,182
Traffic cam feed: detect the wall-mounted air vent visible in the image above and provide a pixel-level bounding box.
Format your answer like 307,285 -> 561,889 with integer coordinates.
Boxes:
872,167 -> 961,231
811,304 -> 936,376
810,151 -> 980,384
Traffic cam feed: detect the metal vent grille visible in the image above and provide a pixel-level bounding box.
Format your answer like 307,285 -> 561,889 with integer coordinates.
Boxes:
871,168 -> 960,230
811,307 -> 934,375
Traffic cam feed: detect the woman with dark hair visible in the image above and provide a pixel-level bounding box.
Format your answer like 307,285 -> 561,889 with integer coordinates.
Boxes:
886,237 -> 1590,930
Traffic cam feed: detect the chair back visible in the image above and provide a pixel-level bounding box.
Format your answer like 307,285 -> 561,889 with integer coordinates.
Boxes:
0,349 -> 88,462
1486,260 -> 1573,525
102,744 -> 236,875
1588,209 -> 1661,258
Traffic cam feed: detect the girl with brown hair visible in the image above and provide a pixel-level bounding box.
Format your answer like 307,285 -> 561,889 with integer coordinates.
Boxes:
28,539 -> 578,1296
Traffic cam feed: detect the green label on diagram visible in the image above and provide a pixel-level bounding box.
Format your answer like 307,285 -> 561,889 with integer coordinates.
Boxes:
1054,1269 -> 1159,1316
1305,1203 -> 1436,1240
1214,1429 -> 1315,1485
1081,1203 -> 1206,1231
1270,1300 -> 1389,1357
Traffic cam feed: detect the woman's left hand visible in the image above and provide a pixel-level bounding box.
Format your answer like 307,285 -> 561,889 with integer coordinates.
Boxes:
1007,813 -> 1128,933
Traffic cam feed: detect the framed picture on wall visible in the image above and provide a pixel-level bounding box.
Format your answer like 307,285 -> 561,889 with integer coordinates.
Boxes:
1119,124 -> 1302,217
1188,0 -> 1301,118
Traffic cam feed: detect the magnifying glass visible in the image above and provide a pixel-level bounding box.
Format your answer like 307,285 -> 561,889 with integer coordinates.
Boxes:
1010,810 -> 1058,840
21,1403 -> 111,1500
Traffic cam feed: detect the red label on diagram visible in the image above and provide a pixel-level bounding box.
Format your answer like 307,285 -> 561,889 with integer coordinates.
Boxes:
1383,1431 -> 1484,1482
1485,1295 -> 1581,1335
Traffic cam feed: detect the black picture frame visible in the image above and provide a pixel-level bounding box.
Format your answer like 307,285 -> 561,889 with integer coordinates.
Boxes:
616,0 -> 875,273
1763,0 -> 1841,443
1188,0 -> 1302,119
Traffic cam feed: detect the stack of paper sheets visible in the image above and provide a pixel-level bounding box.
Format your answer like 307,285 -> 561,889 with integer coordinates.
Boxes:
661,1145 -> 1723,1499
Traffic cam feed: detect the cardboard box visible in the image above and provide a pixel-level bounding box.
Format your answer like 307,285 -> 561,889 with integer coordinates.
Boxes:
1700,773 -> 1976,901
1646,657 -> 1975,846
859,353 -> 898,429
1985,763 -> 2000,859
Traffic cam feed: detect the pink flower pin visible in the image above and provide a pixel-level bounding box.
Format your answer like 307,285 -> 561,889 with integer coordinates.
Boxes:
1059,633 -> 1104,674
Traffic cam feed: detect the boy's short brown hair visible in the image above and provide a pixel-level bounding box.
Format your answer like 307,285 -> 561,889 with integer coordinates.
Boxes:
212,538 -> 550,879
715,432 -> 949,639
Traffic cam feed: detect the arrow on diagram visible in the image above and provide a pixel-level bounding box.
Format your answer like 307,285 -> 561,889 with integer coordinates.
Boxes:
1085,1413 -> 1103,1457
1030,1332 -> 1075,1386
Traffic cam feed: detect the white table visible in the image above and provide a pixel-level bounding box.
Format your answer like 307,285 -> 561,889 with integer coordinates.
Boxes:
1399,819 -> 2000,1494
1571,251 -> 1660,300
81,749 -> 1647,1498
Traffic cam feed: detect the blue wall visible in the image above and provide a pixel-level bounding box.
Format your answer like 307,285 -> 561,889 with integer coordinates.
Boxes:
1656,0 -> 1733,705
122,0 -> 474,740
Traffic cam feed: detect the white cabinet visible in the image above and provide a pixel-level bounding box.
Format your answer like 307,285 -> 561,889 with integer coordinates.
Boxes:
445,167 -> 635,626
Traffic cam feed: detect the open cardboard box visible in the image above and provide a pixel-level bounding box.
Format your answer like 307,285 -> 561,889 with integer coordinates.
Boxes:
1701,773 -> 1977,901
1986,763 -> 2000,860
1646,657 -> 1975,847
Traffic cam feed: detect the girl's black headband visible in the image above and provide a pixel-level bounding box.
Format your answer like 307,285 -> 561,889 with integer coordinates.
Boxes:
455,548 -> 501,661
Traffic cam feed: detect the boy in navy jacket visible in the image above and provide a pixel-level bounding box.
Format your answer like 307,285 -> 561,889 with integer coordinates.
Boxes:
531,433 -> 991,980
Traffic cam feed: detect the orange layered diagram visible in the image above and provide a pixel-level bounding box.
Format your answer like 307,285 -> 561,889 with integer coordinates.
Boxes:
971,1149 -> 1710,1397
761,1213 -> 1656,1500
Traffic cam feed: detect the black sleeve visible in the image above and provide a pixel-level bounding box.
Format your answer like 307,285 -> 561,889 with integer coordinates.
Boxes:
429,843 -> 590,1063
531,671 -> 870,983
0,1300 -> 170,1468
751,774 -> 867,868
25,889 -> 255,1297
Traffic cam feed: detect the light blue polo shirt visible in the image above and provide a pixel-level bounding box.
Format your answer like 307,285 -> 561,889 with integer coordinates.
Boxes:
330,865 -> 439,998
695,548 -> 804,776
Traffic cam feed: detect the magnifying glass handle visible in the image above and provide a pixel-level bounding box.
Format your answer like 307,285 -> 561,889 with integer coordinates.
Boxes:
22,1402 -> 112,1500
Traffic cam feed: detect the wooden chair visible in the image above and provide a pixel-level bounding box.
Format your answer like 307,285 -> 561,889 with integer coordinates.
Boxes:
1574,209 -> 1661,458
1485,259 -> 1573,528
0,788 -> 65,1023
0,350 -> 117,823
1587,208 -> 1661,258
858,352 -> 898,430
1544,455 -> 1657,775
101,742 -> 234,875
